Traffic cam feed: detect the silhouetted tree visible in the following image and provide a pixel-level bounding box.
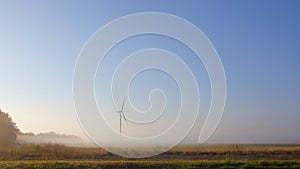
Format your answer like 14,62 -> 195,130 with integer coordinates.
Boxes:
0,109 -> 19,148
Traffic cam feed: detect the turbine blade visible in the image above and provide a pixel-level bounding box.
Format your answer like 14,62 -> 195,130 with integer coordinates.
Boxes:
121,97 -> 125,111
122,112 -> 128,125
112,102 -> 119,112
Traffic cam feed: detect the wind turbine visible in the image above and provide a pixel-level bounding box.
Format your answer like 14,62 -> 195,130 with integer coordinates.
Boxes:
115,98 -> 128,134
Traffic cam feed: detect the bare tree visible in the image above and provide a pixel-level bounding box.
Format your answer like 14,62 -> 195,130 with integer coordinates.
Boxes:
0,109 -> 19,148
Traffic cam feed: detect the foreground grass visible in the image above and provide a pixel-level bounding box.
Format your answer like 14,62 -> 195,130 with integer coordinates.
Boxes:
1,144 -> 300,161
0,160 -> 300,169
1,144 -> 300,168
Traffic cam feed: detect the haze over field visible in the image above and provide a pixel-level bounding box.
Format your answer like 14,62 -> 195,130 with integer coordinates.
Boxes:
0,0 -> 299,146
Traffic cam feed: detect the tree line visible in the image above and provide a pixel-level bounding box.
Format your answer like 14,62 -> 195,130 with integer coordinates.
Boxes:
0,109 -> 19,148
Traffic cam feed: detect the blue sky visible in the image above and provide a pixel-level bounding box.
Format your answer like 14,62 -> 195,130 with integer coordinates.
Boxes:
0,0 -> 299,143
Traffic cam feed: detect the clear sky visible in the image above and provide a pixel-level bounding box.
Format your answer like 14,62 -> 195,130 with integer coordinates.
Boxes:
0,0 -> 299,144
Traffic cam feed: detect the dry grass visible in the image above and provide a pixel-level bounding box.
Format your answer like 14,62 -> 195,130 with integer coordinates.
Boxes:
1,144 -> 300,160
0,144 -> 114,160
0,144 -> 300,168
0,160 -> 300,169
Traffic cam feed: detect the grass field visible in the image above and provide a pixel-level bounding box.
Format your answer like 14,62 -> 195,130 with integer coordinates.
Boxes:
1,160 -> 300,169
1,144 -> 300,168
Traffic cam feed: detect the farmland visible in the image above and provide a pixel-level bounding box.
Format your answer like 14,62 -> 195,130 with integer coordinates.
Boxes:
0,144 -> 300,168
